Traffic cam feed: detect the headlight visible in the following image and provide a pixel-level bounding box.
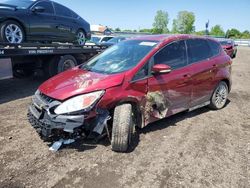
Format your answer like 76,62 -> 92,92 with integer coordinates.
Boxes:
54,90 -> 104,115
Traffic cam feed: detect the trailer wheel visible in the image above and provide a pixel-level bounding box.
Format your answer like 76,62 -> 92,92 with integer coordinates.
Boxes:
57,55 -> 77,73
43,55 -> 77,78
111,104 -> 135,152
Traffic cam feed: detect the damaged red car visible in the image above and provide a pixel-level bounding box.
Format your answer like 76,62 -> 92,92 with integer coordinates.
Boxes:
219,39 -> 238,58
28,35 -> 232,152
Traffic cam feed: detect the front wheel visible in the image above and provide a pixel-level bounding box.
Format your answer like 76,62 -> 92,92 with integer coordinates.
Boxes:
0,20 -> 25,44
209,81 -> 229,110
111,104 -> 135,152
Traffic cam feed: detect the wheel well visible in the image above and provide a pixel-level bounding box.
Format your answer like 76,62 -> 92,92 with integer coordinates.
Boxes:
2,18 -> 27,37
112,101 -> 143,128
221,79 -> 231,91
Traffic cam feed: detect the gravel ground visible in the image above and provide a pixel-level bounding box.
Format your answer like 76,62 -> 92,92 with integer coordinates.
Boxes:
0,47 -> 249,188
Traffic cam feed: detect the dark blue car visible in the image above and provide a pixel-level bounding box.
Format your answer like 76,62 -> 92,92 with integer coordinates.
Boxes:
0,0 -> 91,45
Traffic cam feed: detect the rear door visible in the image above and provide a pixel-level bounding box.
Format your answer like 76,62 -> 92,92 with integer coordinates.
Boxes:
28,1 -> 57,40
146,40 -> 192,124
186,39 -> 216,108
53,2 -> 77,41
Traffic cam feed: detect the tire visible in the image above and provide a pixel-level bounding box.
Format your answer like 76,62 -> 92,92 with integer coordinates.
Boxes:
75,30 -> 86,46
43,55 -> 77,78
0,20 -> 25,44
209,81 -> 229,110
111,104 -> 135,152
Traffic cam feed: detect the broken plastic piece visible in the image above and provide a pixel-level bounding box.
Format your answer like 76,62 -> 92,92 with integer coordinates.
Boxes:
49,138 -> 75,152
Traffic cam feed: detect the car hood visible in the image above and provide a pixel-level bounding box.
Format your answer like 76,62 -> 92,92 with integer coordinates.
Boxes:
0,4 -> 16,11
39,67 -> 125,101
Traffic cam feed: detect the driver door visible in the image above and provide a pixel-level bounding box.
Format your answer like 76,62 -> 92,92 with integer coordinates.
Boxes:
146,40 -> 192,125
28,1 -> 58,41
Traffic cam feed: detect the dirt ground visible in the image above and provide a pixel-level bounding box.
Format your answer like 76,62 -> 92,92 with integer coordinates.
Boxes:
0,47 -> 249,188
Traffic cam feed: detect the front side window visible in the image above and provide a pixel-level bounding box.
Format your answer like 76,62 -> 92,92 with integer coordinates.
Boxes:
154,40 -> 187,70
133,62 -> 149,81
54,3 -> 72,17
81,40 -> 157,74
187,39 -> 212,64
35,1 -> 54,14
101,37 -> 113,42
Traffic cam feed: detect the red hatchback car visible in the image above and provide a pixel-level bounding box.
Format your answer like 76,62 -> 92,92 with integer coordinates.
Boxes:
28,35 -> 232,152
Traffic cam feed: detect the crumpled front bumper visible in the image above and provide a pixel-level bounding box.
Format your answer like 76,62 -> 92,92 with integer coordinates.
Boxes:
28,91 -> 84,138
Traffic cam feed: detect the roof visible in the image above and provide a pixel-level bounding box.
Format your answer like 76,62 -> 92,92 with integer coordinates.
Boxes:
130,34 -> 219,43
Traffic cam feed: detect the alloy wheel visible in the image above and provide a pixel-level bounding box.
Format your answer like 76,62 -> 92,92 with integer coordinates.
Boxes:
77,31 -> 86,45
213,84 -> 228,109
5,24 -> 23,43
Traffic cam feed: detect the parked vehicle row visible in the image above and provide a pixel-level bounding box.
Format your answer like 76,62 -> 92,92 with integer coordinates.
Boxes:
218,39 -> 238,58
28,34 -> 232,152
0,0 -> 91,45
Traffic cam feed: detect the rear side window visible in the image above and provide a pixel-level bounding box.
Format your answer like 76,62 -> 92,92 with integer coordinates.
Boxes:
154,40 -> 187,70
54,3 -> 72,17
187,39 -> 212,64
207,40 -> 221,57
35,1 -> 54,14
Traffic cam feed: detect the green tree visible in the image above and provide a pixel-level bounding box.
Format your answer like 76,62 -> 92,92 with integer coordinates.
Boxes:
172,11 -> 195,34
139,28 -> 153,33
115,28 -> 121,32
226,28 -> 241,38
195,30 -> 206,36
210,25 -> 225,36
153,10 -> 169,34
241,30 -> 250,39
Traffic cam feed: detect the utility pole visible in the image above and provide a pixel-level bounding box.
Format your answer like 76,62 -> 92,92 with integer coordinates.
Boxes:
205,20 -> 209,35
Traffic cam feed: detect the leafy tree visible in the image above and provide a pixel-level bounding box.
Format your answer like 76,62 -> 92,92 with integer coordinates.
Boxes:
241,30 -> 250,39
115,28 -> 121,32
172,11 -> 195,34
195,30 -> 206,36
139,28 -> 153,33
226,28 -> 241,38
153,10 -> 169,34
210,25 -> 225,36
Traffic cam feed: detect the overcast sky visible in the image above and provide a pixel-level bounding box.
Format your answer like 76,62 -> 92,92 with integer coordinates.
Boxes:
54,0 -> 250,32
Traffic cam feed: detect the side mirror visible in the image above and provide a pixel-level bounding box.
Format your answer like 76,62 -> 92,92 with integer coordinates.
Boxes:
234,44 -> 238,47
32,6 -> 45,13
152,64 -> 172,74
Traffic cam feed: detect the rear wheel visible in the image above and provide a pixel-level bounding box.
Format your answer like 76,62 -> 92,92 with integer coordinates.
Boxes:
209,81 -> 229,110
0,20 -> 25,44
43,55 -> 77,78
111,104 -> 135,152
76,30 -> 86,46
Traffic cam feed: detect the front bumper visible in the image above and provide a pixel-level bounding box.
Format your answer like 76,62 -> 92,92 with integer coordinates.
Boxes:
28,92 -> 84,138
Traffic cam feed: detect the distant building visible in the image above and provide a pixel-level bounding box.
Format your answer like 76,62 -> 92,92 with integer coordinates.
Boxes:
90,25 -> 113,35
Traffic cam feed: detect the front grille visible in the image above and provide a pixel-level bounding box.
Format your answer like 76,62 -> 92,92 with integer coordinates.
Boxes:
39,92 -> 55,104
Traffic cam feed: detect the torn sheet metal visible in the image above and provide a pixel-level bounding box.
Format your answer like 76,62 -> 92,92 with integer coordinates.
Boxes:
92,109 -> 111,135
144,91 -> 170,123
49,138 -> 75,152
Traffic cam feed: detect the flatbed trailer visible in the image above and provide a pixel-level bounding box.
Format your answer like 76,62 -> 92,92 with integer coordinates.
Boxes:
0,43 -> 107,80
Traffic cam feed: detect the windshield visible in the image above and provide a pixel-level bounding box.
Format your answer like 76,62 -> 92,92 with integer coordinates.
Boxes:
90,37 -> 101,43
220,41 -> 232,45
81,40 -> 158,74
0,0 -> 35,9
